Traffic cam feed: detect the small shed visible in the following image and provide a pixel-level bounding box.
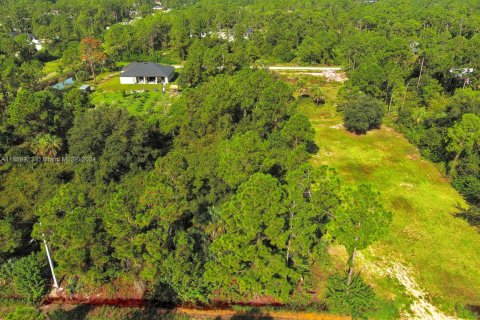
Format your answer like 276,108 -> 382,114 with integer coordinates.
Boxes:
79,84 -> 92,92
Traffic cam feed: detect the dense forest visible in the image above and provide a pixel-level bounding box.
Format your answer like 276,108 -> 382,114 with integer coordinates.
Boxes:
0,0 -> 479,319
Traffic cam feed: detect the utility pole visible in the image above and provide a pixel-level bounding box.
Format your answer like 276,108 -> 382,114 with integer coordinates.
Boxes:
39,222 -> 59,289
162,83 -> 167,115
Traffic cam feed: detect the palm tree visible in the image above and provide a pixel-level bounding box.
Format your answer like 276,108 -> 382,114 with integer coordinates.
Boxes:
30,134 -> 63,157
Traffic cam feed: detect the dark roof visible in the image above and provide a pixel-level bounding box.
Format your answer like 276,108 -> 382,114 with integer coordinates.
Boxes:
121,62 -> 175,78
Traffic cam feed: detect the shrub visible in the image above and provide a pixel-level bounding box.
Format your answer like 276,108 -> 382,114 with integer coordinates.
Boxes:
326,273 -> 376,319
75,71 -> 89,81
65,277 -> 81,295
1,253 -> 49,303
343,95 -> 385,134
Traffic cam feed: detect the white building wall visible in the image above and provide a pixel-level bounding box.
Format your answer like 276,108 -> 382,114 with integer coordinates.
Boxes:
120,76 -> 137,84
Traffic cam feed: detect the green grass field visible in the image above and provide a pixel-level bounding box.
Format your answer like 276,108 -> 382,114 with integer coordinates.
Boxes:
297,88 -> 480,314
43,60 -> 62,75
91,90 -> 176,120
89,72 -> 181,120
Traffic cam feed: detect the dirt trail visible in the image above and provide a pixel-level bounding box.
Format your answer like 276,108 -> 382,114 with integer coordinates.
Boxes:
386,262 -> 459,320
367,257 -> 461,320
43,296 -> 350,320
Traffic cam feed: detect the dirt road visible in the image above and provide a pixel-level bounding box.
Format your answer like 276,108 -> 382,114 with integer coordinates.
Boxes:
178,308 -> 350,319
266,66 -> 342,71
42,296 -> 350,319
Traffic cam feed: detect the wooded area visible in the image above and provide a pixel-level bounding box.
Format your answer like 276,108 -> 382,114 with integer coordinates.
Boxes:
0,0 -> 479,319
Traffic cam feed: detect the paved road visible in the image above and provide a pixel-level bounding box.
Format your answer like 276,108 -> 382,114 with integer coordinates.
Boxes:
173,65 -> 343,71
266,66 -> 342,71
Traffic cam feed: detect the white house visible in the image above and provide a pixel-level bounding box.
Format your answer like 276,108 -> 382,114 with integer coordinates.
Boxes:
9,31 -> 45,51
120,62 -> 175,85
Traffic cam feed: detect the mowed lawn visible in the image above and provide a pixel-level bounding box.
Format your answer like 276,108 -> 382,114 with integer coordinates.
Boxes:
90,72 -> 180,120
298,94 -> 480,308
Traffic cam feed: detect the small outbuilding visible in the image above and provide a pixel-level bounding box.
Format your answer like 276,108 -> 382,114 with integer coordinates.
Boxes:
79,84 -> 92,92
52,78 -> 75,90
120,62 -> 175,85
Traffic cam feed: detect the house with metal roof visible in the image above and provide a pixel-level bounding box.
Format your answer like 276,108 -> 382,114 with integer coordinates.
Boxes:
120,62 -> 175,85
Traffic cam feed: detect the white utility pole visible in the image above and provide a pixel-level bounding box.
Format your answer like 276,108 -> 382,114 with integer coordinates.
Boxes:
162,83 -> 167,115
39,222 -> 59,289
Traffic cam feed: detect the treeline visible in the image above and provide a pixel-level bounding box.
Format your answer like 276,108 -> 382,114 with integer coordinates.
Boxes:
0,0 -> 149,45
0,0 -> 197,59
105,0 -> 480,68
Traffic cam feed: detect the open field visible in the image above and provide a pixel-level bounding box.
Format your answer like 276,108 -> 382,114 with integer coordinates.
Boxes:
91,91 -> 175,120
297,88 -> 480,317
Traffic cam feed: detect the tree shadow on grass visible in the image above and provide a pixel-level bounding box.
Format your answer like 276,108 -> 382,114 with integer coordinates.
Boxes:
230,313 -> 274,320
124,307 -> 178,320
46,306 -> 275,320
47,304 -> 93,320
465,304 -> 480,318
125,308 -> 274,320
213,309 -> 274,320
454,205 -> 480,231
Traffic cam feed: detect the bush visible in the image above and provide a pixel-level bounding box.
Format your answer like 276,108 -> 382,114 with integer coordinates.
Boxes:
75,71 -> 89,81
65,277 -> 81,295
1,253 -> 49,303
343,95 -> 385,134
326,273 -> 376,319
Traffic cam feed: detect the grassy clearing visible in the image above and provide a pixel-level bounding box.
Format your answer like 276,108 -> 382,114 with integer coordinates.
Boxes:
42,60 -> 63,82
42,59 -> 77,82
89,72 -> 181,120
43,60 -> 62,75
297,89 -> 480,312
91,90 -> 177,120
